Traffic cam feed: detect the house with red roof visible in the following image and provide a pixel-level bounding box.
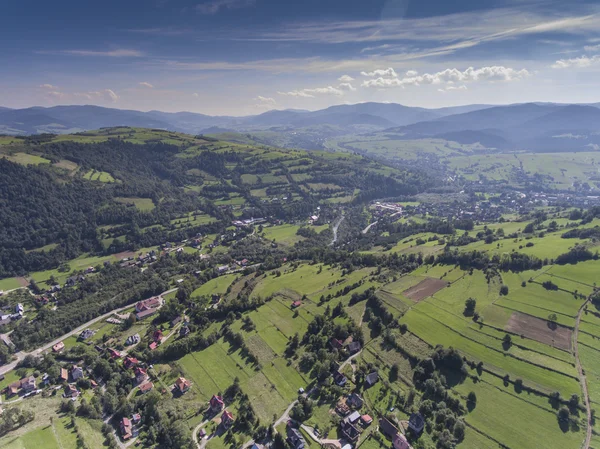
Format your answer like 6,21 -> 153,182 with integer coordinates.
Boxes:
120,417 -> 133,440
221,410 -> 234,429
152,329 -> 163,342
124,357 -> 139,369
175,377 -> 191,394
210,395 -> 224,412
139,382 -> 154,394
134,367 -> 148,384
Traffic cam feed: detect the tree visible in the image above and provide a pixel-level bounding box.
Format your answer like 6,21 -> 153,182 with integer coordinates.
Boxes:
502,334 -> 512,349
467,391 -> 477,409
390,364 -> 399,382
463,298 -> 476,317
499,285 -> 509,295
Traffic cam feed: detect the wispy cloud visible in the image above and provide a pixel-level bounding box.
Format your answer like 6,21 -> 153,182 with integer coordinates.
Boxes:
278,85 -> 345,98
255,95 -> 276,105
552,55 -> 600,68
139,82 -> 154,88
196,0 -> 255,15
74,89 -> 120,102
338,75 -> 355,82
362,66 -> 530,88
361,68 -> 398,77
40,84 -> 59,89
41,49 -> 143,57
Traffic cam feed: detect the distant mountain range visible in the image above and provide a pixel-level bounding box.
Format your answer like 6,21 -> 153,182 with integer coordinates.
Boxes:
387,103 -> 600,151
0,102 -> 492,136
2,101 -> 600,152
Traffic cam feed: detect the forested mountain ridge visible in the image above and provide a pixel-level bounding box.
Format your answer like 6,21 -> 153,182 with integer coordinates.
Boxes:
0,127 -> 433,278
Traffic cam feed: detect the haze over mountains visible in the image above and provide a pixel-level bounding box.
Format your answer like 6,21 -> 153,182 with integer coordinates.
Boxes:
2,102 -> 600,152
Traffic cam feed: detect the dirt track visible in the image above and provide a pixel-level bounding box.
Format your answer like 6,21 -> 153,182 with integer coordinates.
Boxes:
403,278 -> 448,302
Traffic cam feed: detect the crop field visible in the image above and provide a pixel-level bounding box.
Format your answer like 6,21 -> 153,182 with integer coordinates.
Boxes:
401,302 -> 581,395
402,278 -> 448,302
505,312 -> 572,350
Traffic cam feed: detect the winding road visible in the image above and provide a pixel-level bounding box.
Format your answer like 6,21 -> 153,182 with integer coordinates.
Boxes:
574,294 -> 593,449
330,215 -> 345,246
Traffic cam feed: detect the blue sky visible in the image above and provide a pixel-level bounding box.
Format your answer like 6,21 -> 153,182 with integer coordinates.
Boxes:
2,0 -> 600,114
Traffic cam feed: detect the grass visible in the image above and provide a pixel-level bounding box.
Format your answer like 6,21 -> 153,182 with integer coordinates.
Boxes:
191,274 -> 237,298
82,169 -> 115,183
114,197 -> 155,211
0,425 -> 60,449
4,153 -> 51,166
262,224 -> 304,246
0,277 -> 23,291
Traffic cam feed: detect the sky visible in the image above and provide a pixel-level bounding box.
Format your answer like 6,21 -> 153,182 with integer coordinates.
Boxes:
2,0 -> 600,115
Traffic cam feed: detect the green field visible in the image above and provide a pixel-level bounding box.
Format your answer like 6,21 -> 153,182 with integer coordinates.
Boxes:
82,169 -> 115,183
3,153 -> 51,166
114,196 -> 155,211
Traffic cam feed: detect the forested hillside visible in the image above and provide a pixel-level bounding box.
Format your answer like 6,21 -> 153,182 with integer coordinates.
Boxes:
0,127 -> 432,278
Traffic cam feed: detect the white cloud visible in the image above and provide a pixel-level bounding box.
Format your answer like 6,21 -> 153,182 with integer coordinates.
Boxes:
552,55 -> 600,68
584,44 -> 600,52
338,75 -> 354,82
192,92 -> 199,98
43,49 -> 143,57
439,85 -> 468,93
362,66 -> 530,88
405,70 -> 418,77
139,82 -> 154,88
46,91 -> 64,100
255,96 -> 277,106
196,0 -> 255,14
361,68 -> 398,77
360,44 -> 392,53
105,89 -> 119,102
338,83 -> 356,92
40,84 -> 59,89
278,85 -> 344,98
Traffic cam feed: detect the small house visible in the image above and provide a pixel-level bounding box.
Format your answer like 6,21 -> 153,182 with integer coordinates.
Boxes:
347,341 -> 361,354
108,348 -> 122,359
180,326 -> 190,337
210,395 -> 225,412
152,329 -> 163,342
52,341 -> 65,353
347,393 -> 363,409
175,377 -> 191,394
124,357 -> 139,369
340,421 -> 360,443
149,342 -> 158,350
360,414 -> 373,426
60,368 -> 69,382
379,418 -> 400,439
132,413 -> 142,424
221,410 -> 234,429
346,411 -> 360,424
79,329 -> 94,340
71,365 -> 84,381
65,384 -> 80,398
365,371 -> 379,387
408,412 -> 425,435
286,426 -> 305,449
121,417 -> 133,440
139,382 -> 154,394
134,367 -> 148,384
333,371 -> 347,387
170,316 -> 182,327
393,433 -> 412,449
291,301 -> 302,309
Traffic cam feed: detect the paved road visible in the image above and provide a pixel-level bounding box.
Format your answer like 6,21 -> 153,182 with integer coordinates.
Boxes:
0,287 -> 177,376
574,294 -> 593,449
